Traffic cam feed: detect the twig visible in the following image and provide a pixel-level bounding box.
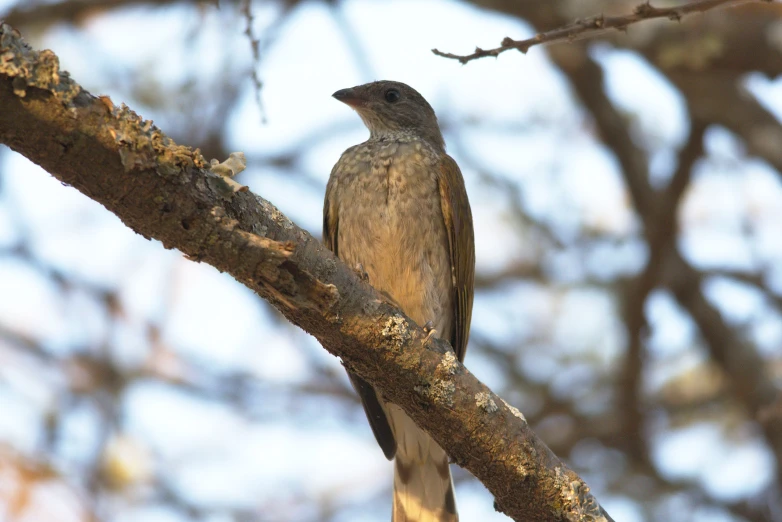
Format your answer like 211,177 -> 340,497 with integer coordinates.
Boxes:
432,0 -> 768,64
241,0 -> 266,123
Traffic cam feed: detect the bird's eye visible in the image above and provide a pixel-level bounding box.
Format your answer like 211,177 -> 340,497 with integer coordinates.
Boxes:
384,89 -> 400,103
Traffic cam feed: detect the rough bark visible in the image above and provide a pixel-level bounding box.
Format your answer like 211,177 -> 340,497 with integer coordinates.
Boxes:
0,24 -> 613,522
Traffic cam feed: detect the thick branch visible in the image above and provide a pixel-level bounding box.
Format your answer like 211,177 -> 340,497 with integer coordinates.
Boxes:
432,0 -> 769,63
0,25 -> 613,522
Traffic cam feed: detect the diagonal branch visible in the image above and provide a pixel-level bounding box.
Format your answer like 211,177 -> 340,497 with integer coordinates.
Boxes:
432,0 -> 770,64
0,24 -> 614,522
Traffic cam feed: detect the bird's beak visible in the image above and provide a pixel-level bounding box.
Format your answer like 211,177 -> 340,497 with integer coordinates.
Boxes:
333,88 -> 366,108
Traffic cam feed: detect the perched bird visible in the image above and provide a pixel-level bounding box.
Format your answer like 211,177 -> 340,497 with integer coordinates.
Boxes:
323,81 -> 475,522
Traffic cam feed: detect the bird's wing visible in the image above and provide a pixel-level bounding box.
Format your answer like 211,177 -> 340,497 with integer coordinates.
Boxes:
436,154 -> 475,362
323,167 -> 397,460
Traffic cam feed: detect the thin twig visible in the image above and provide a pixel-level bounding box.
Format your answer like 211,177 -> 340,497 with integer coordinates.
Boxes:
432,0 -> 768,64
241,0 -> 266,123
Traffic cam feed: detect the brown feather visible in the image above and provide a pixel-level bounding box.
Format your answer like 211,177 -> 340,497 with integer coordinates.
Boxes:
437,155 -> 475,362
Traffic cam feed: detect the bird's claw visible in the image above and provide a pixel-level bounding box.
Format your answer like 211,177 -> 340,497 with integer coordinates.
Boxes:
354,263 -> 369,282
423,321 -> 437,343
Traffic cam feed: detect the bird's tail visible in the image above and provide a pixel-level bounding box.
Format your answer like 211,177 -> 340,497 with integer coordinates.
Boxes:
388,404 -> 458,522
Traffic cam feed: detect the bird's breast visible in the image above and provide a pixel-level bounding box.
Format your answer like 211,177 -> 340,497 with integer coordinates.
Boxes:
336,142 -> 452,332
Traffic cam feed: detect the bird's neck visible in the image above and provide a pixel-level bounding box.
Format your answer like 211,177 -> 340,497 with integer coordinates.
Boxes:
367,128 -> 445,153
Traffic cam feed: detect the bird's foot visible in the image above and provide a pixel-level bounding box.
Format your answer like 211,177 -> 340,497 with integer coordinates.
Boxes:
423,321 -> 437,343
353,263 -> 369,282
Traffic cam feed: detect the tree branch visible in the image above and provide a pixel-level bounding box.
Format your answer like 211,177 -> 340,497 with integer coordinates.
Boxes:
0,24 -> 614,522
432,0 -> 770,64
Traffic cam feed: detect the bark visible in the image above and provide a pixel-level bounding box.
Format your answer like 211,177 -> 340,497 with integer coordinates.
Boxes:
0,24 -> 613,522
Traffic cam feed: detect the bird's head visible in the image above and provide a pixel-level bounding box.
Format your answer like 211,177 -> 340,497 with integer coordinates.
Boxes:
333,81 -> 445,151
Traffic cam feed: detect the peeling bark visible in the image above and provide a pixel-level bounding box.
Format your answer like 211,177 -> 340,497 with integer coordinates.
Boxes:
0,24 -> 613,522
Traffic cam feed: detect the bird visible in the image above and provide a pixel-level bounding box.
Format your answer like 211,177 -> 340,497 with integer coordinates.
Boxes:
323,81 -> 475,522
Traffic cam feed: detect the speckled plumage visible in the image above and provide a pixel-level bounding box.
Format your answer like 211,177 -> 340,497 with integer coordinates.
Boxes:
324,81 -> 474,522
329,136 -> 452,335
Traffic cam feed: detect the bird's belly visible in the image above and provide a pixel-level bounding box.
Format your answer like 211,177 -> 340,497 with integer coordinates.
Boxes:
339,194 -> 451,334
